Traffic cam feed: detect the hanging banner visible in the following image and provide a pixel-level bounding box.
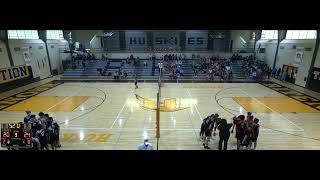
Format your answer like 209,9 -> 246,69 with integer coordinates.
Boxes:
153,31 -> 180,49
293,47 -> 304,67
21,47 -> 32,66
125,31 -> 147,51
185,30 -> 208,50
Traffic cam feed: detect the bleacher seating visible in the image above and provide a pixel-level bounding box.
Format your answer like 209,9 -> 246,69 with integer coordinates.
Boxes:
230,60 -> 246,79
62,58 -> 252,80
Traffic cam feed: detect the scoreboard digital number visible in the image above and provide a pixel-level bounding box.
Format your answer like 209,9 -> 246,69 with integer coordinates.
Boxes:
1,123 -> 32,148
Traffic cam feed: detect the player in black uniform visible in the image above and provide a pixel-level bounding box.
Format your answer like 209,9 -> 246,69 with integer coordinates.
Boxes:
200,118 -> 207,141
24,111 -> 31,124
252,118 -> 260,150
38,112 -> 46,127
36,123 -> 49,150
31,137 -> 41,150
216,119 -> 233,150
203,117 -> 214,149
29,115 -> 38,137
52,118 -> 61,148
213,116 -> 222,136
46,118 -> 56,150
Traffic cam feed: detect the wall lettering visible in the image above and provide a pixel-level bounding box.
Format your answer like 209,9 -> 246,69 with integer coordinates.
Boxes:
0,65 -> 30,84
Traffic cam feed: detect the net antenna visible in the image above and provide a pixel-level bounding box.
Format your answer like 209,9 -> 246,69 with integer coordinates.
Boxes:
156,61 -> 163,150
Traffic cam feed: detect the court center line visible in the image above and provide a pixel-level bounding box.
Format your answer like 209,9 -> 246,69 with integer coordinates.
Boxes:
237,87 -> 304,131
110,101 -> 127,129
109,83 -> 134,129
178,82 -> 205,149
113,84 -> 135,149
113,114 -> 132,150
184,106 -> 205,149
178,82 -> 203,121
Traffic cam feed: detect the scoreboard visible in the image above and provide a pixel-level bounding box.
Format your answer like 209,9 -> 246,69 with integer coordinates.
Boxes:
1,123 -> 32,148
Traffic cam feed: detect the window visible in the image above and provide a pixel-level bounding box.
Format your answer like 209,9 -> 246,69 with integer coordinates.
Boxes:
8,30 -> 39,39
261,30 -> 278,39
286,30 -> 316,39
46,30 -> 64,39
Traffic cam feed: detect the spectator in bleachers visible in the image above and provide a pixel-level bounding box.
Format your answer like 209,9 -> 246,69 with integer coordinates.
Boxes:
267,67 -> 272,79
271,67 -> 277,78
113,71 -> 117,80
82,61 -> 86,71
293,70 -> 297,83
281,69 -> 287,82
276,68 -> 281,79
123,70 -> 128,78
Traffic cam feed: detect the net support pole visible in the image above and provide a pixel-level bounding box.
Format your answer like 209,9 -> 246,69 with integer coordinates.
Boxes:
156,92 -> 160,150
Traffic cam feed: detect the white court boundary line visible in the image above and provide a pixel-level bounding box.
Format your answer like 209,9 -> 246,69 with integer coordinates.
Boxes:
237,87 -> 304,132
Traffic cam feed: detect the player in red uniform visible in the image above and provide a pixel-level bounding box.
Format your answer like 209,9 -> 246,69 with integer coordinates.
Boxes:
246,112 -> 252,121
231,115 -> 246,150
242,121 -> 254,150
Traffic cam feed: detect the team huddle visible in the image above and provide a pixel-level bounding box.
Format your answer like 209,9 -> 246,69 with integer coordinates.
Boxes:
19,111 -> 61,150
200,112 -> 260,150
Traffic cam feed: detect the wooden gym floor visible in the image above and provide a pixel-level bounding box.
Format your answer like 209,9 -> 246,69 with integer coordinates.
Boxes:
1,77 -> 320,150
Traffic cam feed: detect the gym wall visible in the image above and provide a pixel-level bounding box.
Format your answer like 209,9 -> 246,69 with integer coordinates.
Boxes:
314,46 -> 320,68
0,41 -> 11,68
256,39 -> 317,87
9,39 -> 50,80
0,37 -> 70,92
47,39 -> 70,74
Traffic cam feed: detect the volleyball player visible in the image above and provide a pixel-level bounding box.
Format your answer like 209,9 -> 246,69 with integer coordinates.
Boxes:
134,77 -> 138,89
231,115 -> 246,150
242,121 -> 254,150
252,118 -> 260,150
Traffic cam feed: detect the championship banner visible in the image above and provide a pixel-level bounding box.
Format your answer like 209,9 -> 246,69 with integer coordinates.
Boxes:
293,47 -> 304,67
21,47 -> 32,66
0,65 -> 30,84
